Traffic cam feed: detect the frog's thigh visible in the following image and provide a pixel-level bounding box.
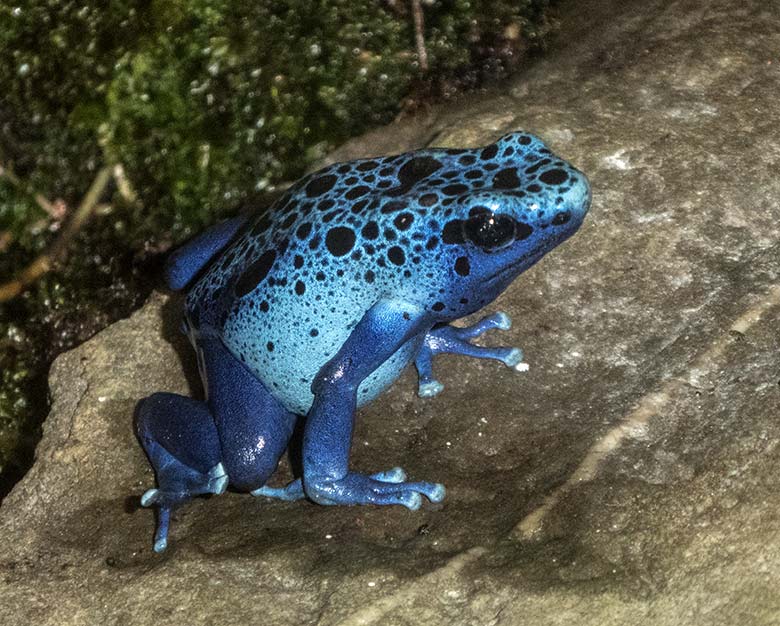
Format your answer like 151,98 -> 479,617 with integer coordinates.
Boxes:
136,392 -> 222,476
199,335 -> 298,492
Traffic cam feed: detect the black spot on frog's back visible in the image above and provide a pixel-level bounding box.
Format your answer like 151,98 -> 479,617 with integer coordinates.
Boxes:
345,185 -> 370,200
393,212 -> 414,231
235,250 -> 277,297
387,246 -> 406,266
305,174 -> 338,197
325,226 -> 357,257
357,160 -> 379,171
391,156 -> 443,195
361,221 -> 379,239
493,168 -> 521,189
539,169 -> 569,185
480,144 -> 498,160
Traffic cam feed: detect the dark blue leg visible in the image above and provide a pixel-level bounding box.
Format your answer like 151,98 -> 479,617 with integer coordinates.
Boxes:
414,311 -> 526,398
135,393 -> 227,552
200,335 -> 298,493
302,299 -> 446,509
136,335 -> 297,552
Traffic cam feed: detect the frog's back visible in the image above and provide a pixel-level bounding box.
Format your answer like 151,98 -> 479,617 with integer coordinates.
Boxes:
185,132 -> 571,412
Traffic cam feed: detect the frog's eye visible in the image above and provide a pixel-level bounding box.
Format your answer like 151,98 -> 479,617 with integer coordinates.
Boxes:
463,211 -> 516,251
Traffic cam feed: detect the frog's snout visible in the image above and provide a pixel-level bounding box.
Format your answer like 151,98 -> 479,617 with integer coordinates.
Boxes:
566,170 -> 592,228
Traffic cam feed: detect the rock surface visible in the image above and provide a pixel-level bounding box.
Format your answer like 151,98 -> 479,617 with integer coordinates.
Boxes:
3,0 -> 780,623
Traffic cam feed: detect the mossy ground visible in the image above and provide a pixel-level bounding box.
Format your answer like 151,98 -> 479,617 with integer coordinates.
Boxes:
0,0 -> 555,494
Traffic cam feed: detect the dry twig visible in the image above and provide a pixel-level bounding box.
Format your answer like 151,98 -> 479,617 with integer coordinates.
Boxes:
0,161 -> 63,219
411,0 -> 429,71
0,166 -> 113,303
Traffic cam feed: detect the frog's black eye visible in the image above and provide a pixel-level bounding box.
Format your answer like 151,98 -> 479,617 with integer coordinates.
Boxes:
463,212 -> 516,251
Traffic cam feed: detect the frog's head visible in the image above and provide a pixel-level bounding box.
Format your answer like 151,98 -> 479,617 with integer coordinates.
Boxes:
436,134 -> 591,299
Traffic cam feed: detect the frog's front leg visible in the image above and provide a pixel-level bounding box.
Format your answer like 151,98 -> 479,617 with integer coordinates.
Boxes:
301,299 -> 445,509
415,311 -> 526,398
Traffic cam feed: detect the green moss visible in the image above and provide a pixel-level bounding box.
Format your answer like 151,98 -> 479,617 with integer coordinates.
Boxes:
0,0 -> 556,491
104,0 -> 414,238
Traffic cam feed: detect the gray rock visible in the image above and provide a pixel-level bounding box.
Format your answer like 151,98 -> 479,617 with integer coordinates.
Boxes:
3,0 -> 780,623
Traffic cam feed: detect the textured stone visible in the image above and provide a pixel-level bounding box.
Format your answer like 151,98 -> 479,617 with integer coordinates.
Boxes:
3,0 -> 780,623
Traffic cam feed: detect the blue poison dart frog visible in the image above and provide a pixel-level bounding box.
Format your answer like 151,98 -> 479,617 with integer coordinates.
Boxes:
135,131 -> 591,552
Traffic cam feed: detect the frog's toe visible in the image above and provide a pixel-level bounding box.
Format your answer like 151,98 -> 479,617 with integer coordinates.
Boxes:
154,535 -> 168,553
502,347 -> 524,368
450,311 -> 513,340
140,488 -> 160,507
418,379 -> 445,398
371,467 -> 407,483
207,462 -> 229,495
427,482 -> 446,503
152,505 -> 172,553
139,491 -> 173,553
396,491 -> 422,511
494,311 -> 512,330
396,480 -> 445,503
251,478 -> 305,501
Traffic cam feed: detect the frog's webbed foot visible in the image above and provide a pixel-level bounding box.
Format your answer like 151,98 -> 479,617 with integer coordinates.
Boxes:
304,468 -> 445,509
140,462 -> 228,553
251,479 -> 305,501
415,311 -> 527,397
252,467 -> 419,502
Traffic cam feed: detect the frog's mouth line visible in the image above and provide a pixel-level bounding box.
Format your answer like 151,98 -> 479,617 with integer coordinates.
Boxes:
485,231 -> 569,283
486,263 -> 522,284
486,249 -> 544,283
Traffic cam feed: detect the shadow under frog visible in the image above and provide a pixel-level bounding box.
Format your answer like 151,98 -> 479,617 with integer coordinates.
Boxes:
134,131 -> 591,552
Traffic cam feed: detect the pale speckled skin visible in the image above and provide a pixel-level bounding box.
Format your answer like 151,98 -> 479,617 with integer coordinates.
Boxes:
186,132 -> 589,411
135,131 -> 591,552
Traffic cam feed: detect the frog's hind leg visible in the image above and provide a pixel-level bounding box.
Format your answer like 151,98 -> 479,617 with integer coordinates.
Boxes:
200,335 -> 298,494
136,337 -> 297,552
135,393 -> 227,552
415,312 -> 526,398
